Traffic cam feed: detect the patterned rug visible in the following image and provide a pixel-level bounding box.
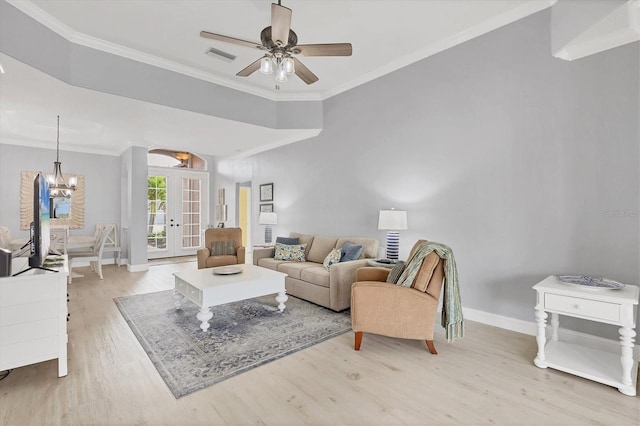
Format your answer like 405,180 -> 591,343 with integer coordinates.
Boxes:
114,290 -> 351,398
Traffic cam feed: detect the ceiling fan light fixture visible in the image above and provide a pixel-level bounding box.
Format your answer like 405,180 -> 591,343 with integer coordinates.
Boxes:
282,57 -> 295,74
275,67 -> 288,83
200,0 -> 351,87
260,57 -> 274,74
174,152 -> 191,161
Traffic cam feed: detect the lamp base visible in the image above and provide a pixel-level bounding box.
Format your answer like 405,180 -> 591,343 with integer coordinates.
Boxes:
385,231 -> 400,260
264,225 -> 273,244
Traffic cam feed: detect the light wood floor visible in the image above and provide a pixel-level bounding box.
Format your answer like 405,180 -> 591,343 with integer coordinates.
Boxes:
1,262 -> 638,425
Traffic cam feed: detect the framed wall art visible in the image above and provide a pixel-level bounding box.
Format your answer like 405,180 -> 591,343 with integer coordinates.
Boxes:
260,183 -> 274,202
260,203 -> 274,213
20,170 -> 85,229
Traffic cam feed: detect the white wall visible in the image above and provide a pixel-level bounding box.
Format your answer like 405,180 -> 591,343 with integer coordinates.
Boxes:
228,10 -> 639,336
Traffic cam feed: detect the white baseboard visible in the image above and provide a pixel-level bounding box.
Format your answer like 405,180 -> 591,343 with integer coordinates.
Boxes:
71,258 -> 119,267
71,257 -> 149,272
462,307 -> 640,357
127,263 -> 149,272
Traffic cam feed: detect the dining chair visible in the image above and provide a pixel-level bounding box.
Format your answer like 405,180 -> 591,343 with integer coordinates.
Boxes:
96,223 -> 122,266
68,224 -> 114,280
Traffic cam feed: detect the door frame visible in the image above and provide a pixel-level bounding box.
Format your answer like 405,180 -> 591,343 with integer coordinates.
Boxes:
147,167 -> 209,259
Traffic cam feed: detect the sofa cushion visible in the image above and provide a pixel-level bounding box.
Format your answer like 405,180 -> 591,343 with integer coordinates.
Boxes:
339,241 -> 363,262
257,257 -> 286,271
411,252 -> 441,292
276,236 -> 299,245
205,255 -> 237,268
211,240 -> 236,256
307,236 -> 339,263
336,237 -> 378,259
300,266 -> 330,288
277,262 -> 317,280
289,233 -> 315,258
323,248 -> 342,271
274,243 -> 307,261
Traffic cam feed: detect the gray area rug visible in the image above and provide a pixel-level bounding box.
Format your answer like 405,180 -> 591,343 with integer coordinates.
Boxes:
114,290 -> 351,398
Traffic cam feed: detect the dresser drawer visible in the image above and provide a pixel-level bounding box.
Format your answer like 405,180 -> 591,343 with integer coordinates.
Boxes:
545,294 -> 620,322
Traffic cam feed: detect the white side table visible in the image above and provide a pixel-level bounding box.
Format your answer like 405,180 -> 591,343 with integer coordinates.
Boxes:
533,276 -> 639,396
367,259 -> 397,268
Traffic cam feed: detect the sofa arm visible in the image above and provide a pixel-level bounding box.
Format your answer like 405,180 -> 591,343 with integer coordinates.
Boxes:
197,247 -> 210,269
328,259 -> 372,311
253,247 -> 275,266
237,247 -> 246,264
355,267 -> 390,282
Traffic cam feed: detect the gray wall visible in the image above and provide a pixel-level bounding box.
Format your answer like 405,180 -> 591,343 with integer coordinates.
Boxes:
0,0 -> 323,130
0,144 -> 121,239
240,10 -> 639,333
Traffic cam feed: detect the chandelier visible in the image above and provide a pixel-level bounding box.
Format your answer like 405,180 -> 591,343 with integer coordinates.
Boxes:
48,115 -> 77,199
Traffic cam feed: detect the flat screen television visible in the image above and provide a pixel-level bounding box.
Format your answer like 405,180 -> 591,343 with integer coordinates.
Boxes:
28,172 -> 51,268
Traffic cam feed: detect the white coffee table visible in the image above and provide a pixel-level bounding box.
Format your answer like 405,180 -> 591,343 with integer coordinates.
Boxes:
173,264 -> 288,331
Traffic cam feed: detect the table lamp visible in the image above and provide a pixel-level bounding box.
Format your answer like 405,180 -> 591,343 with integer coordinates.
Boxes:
258,212 -> 277,244
378,209 -> 408,260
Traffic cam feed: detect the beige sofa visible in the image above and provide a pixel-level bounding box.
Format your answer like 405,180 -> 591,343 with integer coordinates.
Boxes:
253,232 -> 379,311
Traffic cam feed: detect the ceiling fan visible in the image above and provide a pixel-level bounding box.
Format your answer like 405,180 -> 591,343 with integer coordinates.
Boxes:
200,1 -> 352,85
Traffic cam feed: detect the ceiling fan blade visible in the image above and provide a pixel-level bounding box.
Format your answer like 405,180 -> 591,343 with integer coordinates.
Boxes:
200,31 -> 265,50
293,43 -> 352,56
271,3 -> 292,47
236,57 -> 263,77
292,58 -> 318,85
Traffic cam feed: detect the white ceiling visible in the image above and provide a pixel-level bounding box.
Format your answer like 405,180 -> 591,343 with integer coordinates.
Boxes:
0,0 -> 557,157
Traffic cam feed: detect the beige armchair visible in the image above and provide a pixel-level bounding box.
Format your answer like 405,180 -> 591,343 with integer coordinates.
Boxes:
197,228 -> 245,269
351,240 -> 445,354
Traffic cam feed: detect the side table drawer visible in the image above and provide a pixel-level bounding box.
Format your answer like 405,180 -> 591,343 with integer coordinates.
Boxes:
545,294 -> 620,322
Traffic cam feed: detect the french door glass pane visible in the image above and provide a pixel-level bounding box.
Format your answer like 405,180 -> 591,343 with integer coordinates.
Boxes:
147,176 -> 167,251
181,178 -> 201,249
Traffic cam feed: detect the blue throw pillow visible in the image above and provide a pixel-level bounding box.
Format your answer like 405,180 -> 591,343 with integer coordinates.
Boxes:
340,241 -> 363,262
276,236 -> 300,245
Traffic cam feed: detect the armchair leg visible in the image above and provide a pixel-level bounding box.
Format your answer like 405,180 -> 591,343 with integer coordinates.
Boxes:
354,331 -> 363,351
426,340 -> 438,355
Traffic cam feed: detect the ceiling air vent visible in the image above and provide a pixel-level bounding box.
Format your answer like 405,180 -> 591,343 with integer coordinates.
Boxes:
204,47 -> 236,63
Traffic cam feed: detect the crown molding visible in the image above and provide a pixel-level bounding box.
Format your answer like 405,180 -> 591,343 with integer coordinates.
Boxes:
6,0 -> 326,102
553,0 -> 640,61
7,0 -> 556,102
323,0 -> 557,99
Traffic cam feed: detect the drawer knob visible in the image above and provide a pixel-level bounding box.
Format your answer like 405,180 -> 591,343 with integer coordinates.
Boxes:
574,304 -> 581,309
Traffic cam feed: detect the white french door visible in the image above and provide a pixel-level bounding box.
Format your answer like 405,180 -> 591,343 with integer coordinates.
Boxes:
147,168 -> 209,259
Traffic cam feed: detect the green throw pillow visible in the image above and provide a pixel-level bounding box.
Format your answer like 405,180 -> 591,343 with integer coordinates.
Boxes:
211,240 -> 236,256
274,242 -> 307,261
323,248 -> 342,271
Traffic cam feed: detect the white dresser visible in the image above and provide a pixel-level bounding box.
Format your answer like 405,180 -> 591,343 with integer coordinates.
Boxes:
533,276 -> 639,396
0,256 -> 69,377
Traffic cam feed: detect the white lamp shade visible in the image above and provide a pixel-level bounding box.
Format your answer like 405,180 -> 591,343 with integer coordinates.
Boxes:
259,212 -> 278,225
378,210 -> 408,230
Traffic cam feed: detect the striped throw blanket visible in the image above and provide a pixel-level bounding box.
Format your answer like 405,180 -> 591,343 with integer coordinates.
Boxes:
396,241 -> 464,342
